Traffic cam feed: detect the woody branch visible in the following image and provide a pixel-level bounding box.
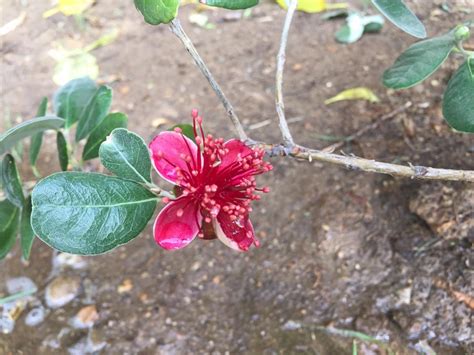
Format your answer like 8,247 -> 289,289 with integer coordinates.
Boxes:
168,5 -> 474,183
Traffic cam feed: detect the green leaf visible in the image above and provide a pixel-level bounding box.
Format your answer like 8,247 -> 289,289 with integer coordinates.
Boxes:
200,0 -> 259,10
82,112 -> 128,161
383,32 -> 456,89
56,131 -> 69,171
20,196 -> 35,261
29,98 -> 48,171
371,0 -> 426,38
0,116 -> 65,155
75,85 -> 112,141
442,61 -> 474,133
99,128 -> 151,184
169,124 -> 195,143
336,13 -> 365,44
0,199 -> 20,260
134,0 -> 179,25
54,77 -> 98,128
31,172 -> 157,255
1,154 -> 25,208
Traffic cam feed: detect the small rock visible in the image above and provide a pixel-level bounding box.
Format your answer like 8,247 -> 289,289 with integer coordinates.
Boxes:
6,277 -> 37,294
0,313 -> 15,334
25,306 -> 46,327
45,276 -> 81,308
88,328 -> 107,351
117,279 -> 133,294
70,305 -> 99,329
282,320 -> 302,331
414,340 -> 436,355
53,253 -> 87,270
396,287 -> 412,306
68,328 -> 107,354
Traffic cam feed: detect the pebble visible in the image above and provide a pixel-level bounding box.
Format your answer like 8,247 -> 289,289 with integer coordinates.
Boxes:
6,277 -> 37,294
68,328 -> 107,354
70,305 -> 99,329
45,276 -> 81,308
53,253 -> 87,270
25,306 -> 46,327
282,320 -> 302,331
117,279 -> 133,294
0,313 -> 15,334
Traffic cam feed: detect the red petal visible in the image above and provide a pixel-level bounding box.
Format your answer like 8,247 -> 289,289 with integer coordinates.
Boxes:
219,139 -> 253,171
154,198 -> 201,250
213,213 -> 256,252
149,131 -> 200,184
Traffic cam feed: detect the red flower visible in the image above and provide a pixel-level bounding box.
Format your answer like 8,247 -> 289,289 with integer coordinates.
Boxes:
149,110 -> 272,252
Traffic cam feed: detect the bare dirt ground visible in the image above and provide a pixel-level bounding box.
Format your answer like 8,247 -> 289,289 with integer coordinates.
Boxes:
1,0 -> 473,354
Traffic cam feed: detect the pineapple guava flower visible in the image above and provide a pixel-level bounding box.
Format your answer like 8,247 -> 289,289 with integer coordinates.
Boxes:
149,110 -> 272,252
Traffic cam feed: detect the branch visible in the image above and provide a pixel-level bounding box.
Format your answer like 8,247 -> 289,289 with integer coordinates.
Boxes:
260,143 -> 474,182
169,19 -> 249,142
268,0 -> 474,182
275,0 -> 298,147
168,12 -> 474,183
294,146 -> 474,182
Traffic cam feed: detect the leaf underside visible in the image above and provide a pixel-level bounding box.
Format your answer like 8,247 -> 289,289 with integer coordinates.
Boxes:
371,0 -> 426,38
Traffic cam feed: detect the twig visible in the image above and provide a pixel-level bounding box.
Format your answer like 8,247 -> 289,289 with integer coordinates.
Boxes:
294,146 -> 474,181
322,101 -> 412,153
167,11 -> 474,183
275,0 -> 298,147
169,19 -> 249,142
259,143 -> 474,181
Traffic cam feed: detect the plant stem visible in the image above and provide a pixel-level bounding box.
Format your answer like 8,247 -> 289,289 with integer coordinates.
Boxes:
275,0 -> 298,147
0,289 -> 36,306
147,182 -> 174,199
256,142 -> 474,181
167,9 -> 474,183
169,19 -> 249,142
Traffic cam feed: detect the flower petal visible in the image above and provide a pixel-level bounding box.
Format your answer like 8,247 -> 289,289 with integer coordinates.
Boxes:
219,139 -> 253,171
154,198 -> 201,250
213,213 -> 256,252
149,131 -> 200,184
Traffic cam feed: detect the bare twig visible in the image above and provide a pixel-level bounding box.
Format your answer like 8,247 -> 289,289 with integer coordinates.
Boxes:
259,143 -> 474,182
322,101 -> 413,153
275,0 -> 298,147
294,147 -> 474,182
167,11 -> 474,183
169,19 -> 249,142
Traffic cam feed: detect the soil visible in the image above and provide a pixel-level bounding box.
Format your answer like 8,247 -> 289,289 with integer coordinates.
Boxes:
1,0 -> 473,354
